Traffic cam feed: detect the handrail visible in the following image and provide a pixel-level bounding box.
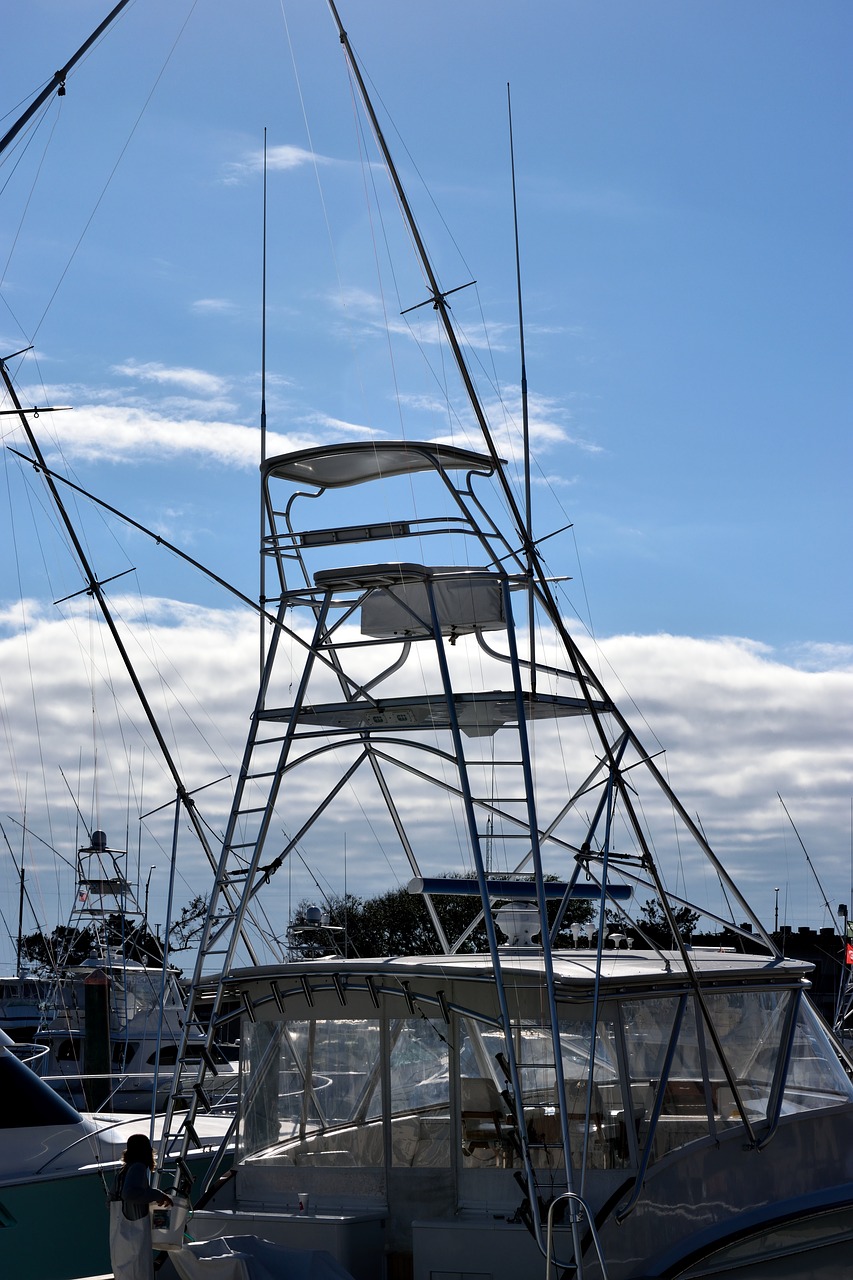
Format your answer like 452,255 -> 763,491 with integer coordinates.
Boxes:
33,1066 -> 239,1116
545,1191 -> 610,1279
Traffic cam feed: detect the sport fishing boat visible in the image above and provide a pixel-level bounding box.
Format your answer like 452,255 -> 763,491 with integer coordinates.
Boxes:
4,4 -> 852,1278
143,6 -> 853,1278
32,829 -> 238,1114
0,973 -> 56,1043
164,439 -> 853,1280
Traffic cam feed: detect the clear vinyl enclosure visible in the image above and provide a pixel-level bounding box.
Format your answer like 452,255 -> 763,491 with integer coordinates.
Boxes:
237,978 -> 853,1186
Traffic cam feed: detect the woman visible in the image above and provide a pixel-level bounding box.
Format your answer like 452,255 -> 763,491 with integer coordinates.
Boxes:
109,1133 -> 173,1280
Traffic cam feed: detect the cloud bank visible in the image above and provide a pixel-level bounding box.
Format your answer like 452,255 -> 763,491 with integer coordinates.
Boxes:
0,600 -> 850,972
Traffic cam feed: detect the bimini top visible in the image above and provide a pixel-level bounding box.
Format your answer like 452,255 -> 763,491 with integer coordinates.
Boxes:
219,949 -> 813,995
263,440 -> 499,489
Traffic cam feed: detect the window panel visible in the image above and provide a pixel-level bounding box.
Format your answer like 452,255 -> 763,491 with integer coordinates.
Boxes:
389,1018 -> 449,1168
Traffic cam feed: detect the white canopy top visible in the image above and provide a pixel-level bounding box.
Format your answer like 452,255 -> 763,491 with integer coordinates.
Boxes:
264,441 -> 498,489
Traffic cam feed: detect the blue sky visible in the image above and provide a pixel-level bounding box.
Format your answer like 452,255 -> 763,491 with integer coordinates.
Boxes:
0,0 -> 851,965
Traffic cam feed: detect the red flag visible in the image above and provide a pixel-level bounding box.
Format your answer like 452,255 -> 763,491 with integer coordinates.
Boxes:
845,943 -> 853,966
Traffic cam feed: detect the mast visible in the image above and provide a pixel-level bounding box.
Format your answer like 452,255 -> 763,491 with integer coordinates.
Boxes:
0,0 -> 135,159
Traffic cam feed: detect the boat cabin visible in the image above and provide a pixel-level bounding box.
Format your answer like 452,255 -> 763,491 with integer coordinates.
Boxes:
191,948 -> 853,1279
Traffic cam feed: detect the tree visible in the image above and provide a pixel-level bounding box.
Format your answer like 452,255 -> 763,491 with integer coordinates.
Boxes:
635,897 -> 700,947
168,893 -> 212,953
289,877 -> 593,959
22,914 -> 162,973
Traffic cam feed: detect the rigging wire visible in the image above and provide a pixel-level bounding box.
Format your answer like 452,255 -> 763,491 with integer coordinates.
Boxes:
0,100 -> 65,321
277,0 -> 381,438
345,69 -> 408,437
0,445 -> 60,859
28,0 -> 200,345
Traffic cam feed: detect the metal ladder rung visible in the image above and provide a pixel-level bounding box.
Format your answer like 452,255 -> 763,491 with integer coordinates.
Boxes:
472,797 -> 528,804
465,761 -> 526,768
477,832 -> 532,839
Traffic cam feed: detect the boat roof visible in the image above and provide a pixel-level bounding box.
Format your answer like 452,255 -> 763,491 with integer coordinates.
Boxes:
263,440 -> 498,489
219,947 -> 812,997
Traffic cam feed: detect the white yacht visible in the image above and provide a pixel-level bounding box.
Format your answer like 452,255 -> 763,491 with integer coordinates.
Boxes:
161,439 -> 853,1280
4,5 -> 851,1279
144,6 -> 853,1277
0,974 -> 56,1042
33,830 -> 238,1115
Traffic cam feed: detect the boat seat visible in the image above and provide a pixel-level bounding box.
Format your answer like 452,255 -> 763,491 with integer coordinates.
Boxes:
561,1078 -> 606,1129
460,1077 -> 512,1153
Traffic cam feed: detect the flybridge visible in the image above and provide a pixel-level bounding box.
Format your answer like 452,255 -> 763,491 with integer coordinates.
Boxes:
141,11 -> 823,1276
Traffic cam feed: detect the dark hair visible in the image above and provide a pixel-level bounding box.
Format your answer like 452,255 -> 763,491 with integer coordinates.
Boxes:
122,1132 -> 155,1171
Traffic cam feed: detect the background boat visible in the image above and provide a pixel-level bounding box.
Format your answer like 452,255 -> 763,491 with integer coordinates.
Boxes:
0,1027 -> 233,1280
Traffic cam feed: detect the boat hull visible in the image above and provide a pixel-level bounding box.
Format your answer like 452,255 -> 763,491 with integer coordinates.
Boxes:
0,1166 -> 120,1280
0,1151 -> 229,1280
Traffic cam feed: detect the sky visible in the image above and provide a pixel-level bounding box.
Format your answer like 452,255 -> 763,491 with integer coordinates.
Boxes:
0,0 -> 850,970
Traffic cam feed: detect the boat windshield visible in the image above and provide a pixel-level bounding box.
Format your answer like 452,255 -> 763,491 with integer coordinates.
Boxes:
235,980 -> 853,1190
0,1049 -> 81,1128
239,1015 -> 451,1171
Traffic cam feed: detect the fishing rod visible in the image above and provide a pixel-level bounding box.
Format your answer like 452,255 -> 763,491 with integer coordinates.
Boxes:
778,793 -> 841,931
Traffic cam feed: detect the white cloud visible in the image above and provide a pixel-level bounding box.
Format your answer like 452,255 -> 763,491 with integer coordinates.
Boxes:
327,285 -> 508,355
388,384 -> 598,473
301,412 -> 385,439
223,144 -> 331,185
191,298 -> 241,317
29,404 -> 314,468
111,361 -> 229,398
531,472 -> 577,488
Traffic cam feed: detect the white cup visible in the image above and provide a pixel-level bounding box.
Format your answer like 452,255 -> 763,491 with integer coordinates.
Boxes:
298,1192 -> 310,1212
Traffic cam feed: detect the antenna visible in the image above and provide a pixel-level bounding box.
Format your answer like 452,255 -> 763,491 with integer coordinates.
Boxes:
16,809 -> 26,977
778,794 -> 840,932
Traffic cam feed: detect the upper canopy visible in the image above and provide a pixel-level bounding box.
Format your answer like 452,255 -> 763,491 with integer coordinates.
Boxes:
264,440 -> 499,489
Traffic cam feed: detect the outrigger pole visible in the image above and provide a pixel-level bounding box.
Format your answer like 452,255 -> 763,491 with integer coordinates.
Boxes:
325,0 -> 772,1194
0,0 -> 135,160
324,6 -> 587,1263
0,354 -> 261,967
507,83 -> 537,694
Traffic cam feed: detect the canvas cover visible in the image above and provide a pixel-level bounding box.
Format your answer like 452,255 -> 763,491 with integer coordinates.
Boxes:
164,1236 -> 355,1280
